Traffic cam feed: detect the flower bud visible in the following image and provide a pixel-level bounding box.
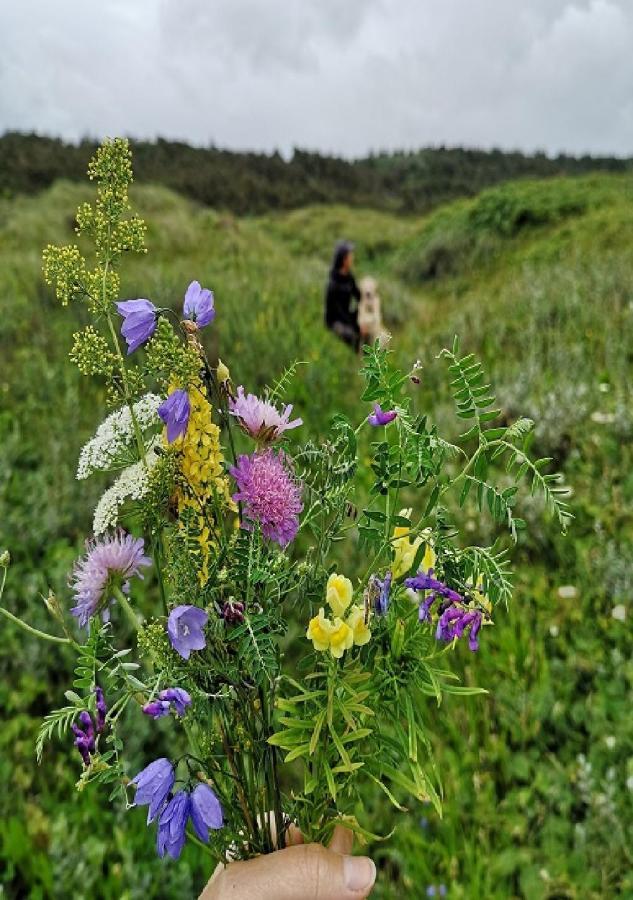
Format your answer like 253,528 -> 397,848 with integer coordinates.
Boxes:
217,359 -> 230,384
0,549 -> 10,567
43,589 -> 64,623
390,618 -> 406,660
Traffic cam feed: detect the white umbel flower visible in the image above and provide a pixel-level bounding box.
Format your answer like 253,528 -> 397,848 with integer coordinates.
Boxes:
93,438 -> 161,534
77,394 -> 162,479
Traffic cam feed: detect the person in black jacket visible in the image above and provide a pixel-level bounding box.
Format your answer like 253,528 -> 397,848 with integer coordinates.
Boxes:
324,241 -> 361,351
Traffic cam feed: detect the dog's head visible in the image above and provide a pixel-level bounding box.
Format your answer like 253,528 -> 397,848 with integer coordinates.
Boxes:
360,276 -> 378,301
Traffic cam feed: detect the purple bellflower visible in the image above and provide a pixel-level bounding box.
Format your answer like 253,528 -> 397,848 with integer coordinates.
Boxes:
183,280 -> 215,327
167,605 -> 208,660
116,299 -> 158,353
131,758 -> 175,824
156,790 -> 191,860
368,404 -> 397,426
190,783 -> 224,841
143,688 -> 192,720
158,389 -> 191,443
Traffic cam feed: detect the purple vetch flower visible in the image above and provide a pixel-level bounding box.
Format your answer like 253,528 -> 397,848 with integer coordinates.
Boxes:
72,710 -> 96,767
230,450 -> 303,547
373,571 -> 392,616
190,783 -> 223,842
70,530 -> 151,628
167,605 -> 208,660
229,386 -> 302,442
436,607 -> 483,652
158,389 -> 191,443
143,688 -> 192,720
116,299 -> 158,353
131,758 -> 175,824
406,570 -> 463,606
220,599 -> 245,625
156,790 -> 191,860
95,686 -> 107,732
368,404 -> 397,427
183,280 -> 215,327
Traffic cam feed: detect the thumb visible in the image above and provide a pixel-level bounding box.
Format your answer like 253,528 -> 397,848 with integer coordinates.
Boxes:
201,843 -> 376,900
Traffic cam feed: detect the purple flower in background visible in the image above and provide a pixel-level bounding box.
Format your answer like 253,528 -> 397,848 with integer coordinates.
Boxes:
72,710 -> 96,767
229,386 -> 302,442
368,403 -> 397,426
230,450 -> 303,547
183,280 -> 215,327
157,790 -> 191,860
132,758 -> 175,824
143,687 -> 192,720
436,607 -> 483,652
373,571 -> 392,617
116,299 -> 158,353
158,389 -> 191,443
167,605 -> 208,660
70,530 -> 151,628
95,686 -> 107,732
190,783 -> 223,842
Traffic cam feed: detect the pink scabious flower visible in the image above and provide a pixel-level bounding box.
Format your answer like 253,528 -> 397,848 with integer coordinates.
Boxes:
229,386 -> 302,443
70,530 -> 151,628
229,449 -> 303,547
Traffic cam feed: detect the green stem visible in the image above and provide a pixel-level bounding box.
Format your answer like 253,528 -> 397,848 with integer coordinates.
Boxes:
0,605 -> 71,644
112,586 -> 141,632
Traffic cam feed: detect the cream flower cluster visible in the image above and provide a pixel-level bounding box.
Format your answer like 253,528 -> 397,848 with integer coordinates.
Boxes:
306,573 -> 371,659
93,438 -> 160,534
77,394 -> 162,479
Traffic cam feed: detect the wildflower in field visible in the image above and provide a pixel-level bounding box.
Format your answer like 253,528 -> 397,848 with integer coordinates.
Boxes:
70,531 -> 151,628
77,393 -> 162,479
368,403 -> 397,426
131,757 -> 175,823
326,572 -> 353,618
95,686 -> 107,732
167,605 -> 208,660
157,790 -> 190,859
190,783 -> 224,841
143,687 -> 192,719
158,389 -> 191,443
391,510 -> 425,578
229,386 -> 302,442
92,437 -> 161,535
329,618 -> 355,658
116,299 -> 158,353
182,280 -> 215,327
373,571 -> 392,616
220,599 -> 245,625
436,606 -> 482,652
306,608 -> 335,652
230,449 -> 303,547
72,711 -> 95,766
346,604 -> 372,647
405,570 -> 463,615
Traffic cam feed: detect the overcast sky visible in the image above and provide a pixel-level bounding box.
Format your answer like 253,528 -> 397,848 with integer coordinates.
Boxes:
2,0 -> 633,158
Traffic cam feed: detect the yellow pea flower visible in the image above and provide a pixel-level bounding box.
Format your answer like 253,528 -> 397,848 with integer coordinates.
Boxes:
306,608 -> 334,652
346,604 -> 371,647
326,573 -> 353,618
329,618 -> 354,659
472,576 -> 492,615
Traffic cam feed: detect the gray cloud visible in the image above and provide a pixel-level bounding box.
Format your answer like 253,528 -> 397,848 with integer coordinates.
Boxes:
1,0 -> 632,156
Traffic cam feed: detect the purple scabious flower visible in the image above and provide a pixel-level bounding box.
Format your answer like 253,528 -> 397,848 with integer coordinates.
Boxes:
368,403 -> 397,426
373,571 -> 392,616
72,710 -> 96,766
143,687 -> 192,720
183,280 -> 215,327
436,607 -> 483,651
70,530 -> 151,628
190,783 -> 223,841
131,758 -> 175,824
157,790 -> 191,860
229,386 -> 302,442
116,299 -> 158,353
230,450 -> 303,547
95,686 -> 107,732
167,605 -> 208,660
158,389 -> 190,443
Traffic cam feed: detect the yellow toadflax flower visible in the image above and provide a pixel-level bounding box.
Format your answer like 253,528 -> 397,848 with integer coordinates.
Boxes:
306,608 -> 335,651
326,573 -> 353,618
392,509 -> 436,578
328,618 -> 354,659
346,604 -> 371,647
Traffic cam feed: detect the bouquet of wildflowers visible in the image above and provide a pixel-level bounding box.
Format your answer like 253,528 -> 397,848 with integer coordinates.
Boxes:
2,140 -> 571,868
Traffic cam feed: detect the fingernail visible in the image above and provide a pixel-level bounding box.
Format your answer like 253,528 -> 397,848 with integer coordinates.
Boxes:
344,856 -> 376,892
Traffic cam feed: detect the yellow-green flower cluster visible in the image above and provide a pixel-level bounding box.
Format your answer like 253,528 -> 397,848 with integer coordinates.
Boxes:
306,573 -> 371,658
70,326 -> 117,378
392,507 -> 435,578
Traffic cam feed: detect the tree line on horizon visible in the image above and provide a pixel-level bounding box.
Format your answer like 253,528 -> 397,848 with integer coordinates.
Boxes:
1,131 -> 631,216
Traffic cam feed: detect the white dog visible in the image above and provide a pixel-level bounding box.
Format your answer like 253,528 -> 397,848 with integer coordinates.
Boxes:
358,276 -> 389,347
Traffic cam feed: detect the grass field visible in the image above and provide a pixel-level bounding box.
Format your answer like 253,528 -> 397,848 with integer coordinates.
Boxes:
1,171 -> 632,898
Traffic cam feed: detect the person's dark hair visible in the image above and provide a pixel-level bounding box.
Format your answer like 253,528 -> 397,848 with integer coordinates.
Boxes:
330,240 -> 354,275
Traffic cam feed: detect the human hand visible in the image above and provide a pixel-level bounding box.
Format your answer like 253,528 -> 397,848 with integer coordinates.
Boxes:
200,825 -> 376,900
